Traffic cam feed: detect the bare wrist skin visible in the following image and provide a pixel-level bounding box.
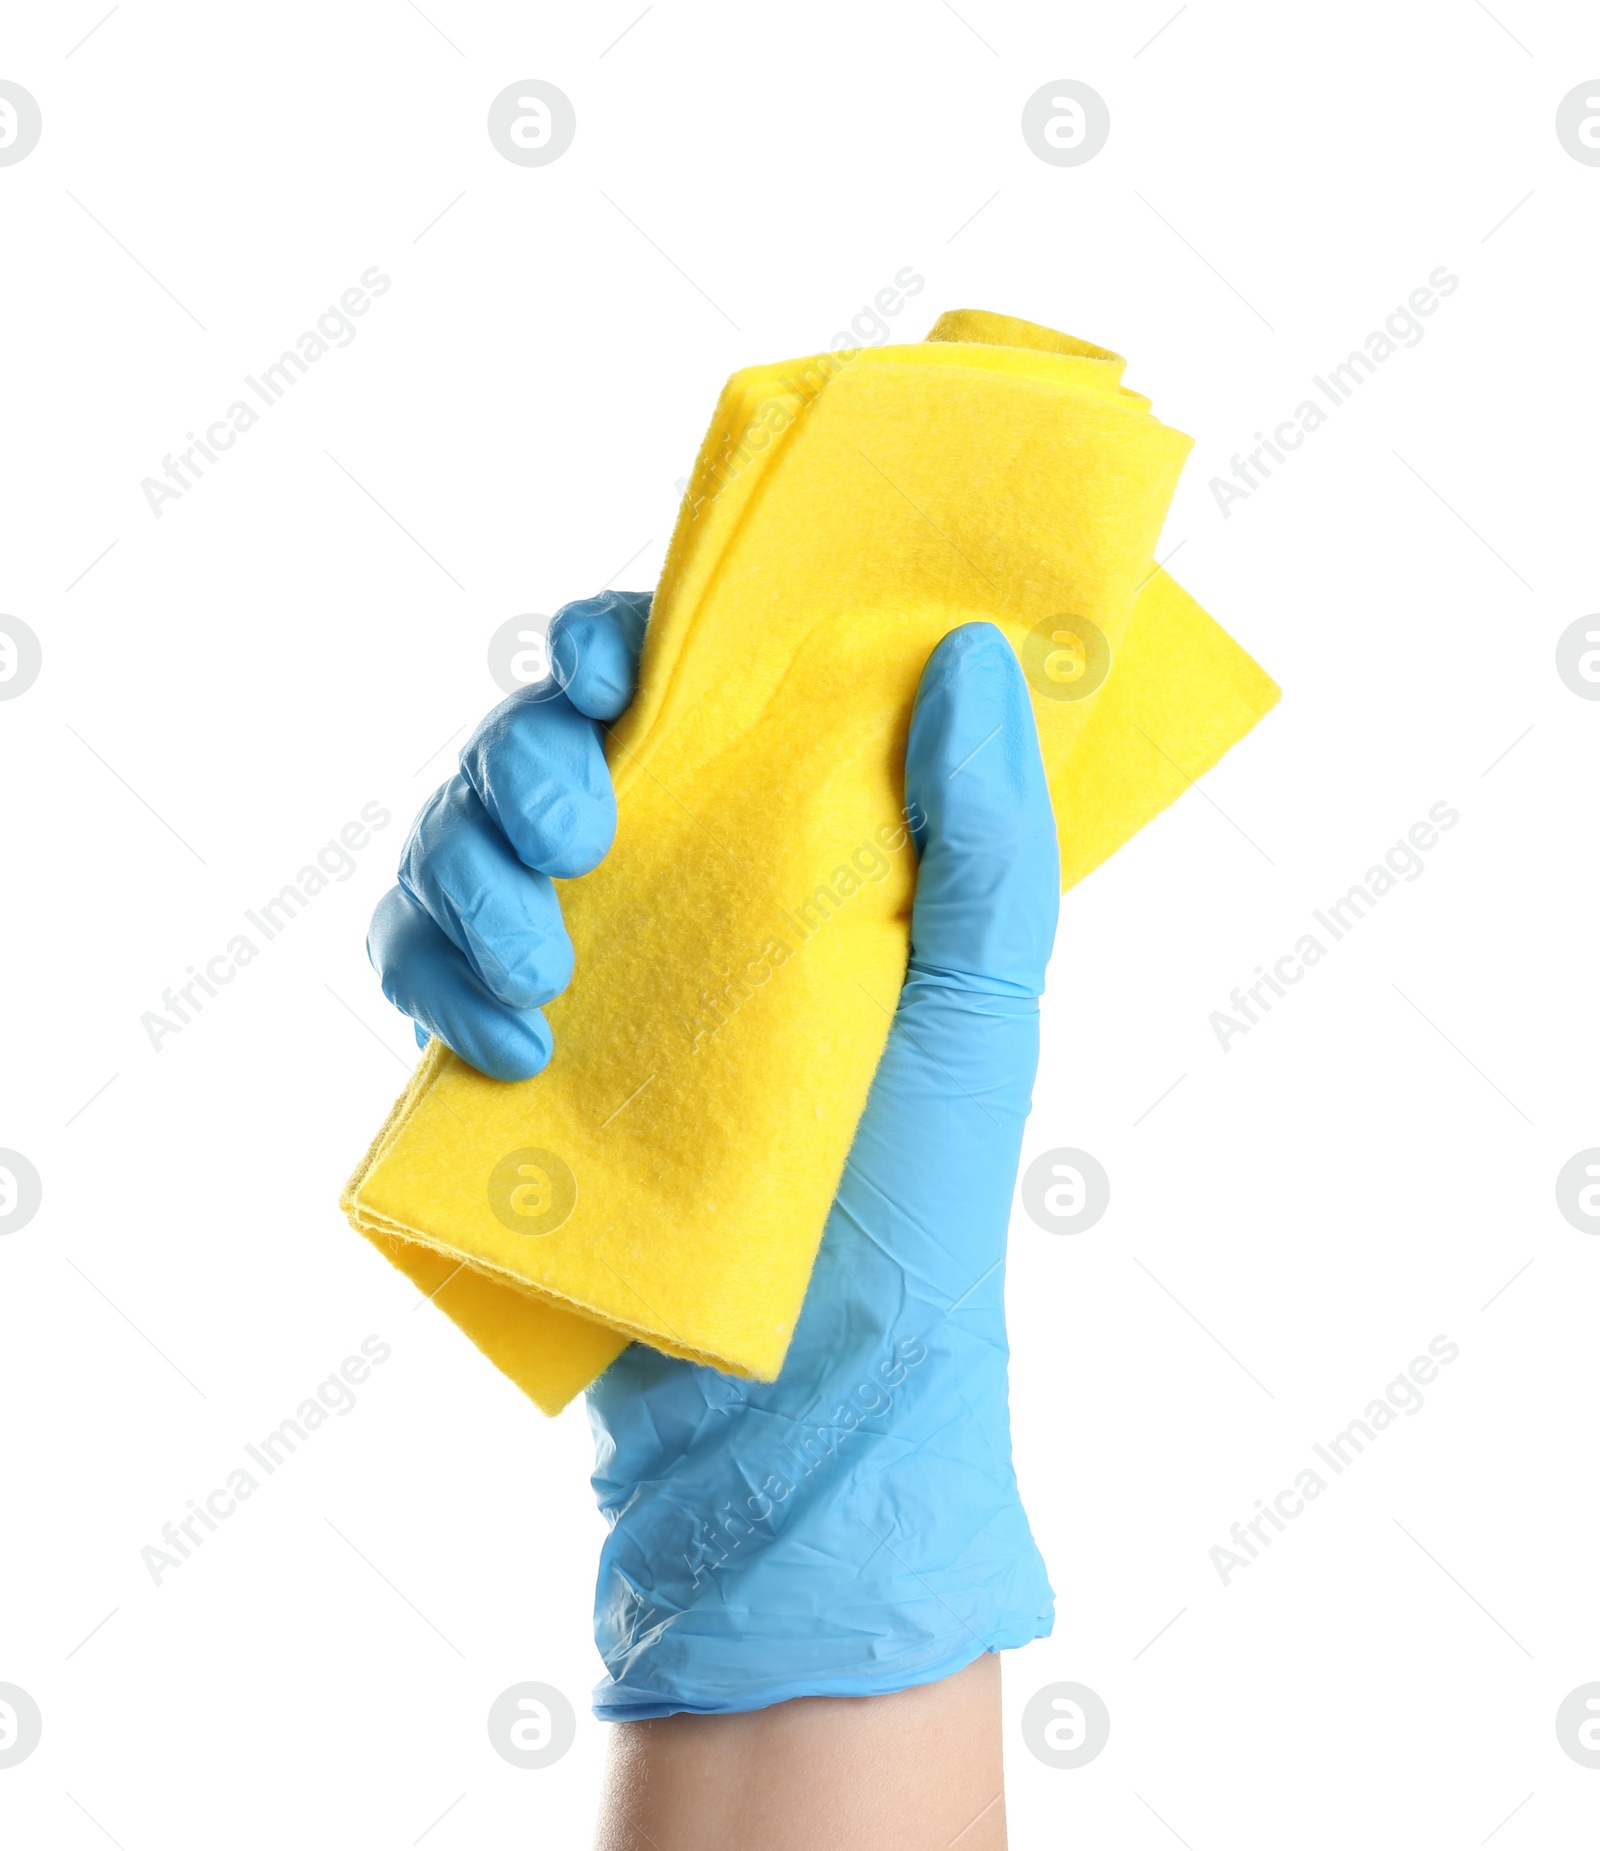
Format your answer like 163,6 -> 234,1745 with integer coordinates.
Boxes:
594,1654 -> 1006,1850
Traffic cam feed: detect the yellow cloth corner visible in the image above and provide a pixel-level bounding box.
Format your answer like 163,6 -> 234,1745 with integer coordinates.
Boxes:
342,310 -> 1280,1415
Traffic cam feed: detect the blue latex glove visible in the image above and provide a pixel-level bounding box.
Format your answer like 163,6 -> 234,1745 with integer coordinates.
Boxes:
370,590 -> 1058,1718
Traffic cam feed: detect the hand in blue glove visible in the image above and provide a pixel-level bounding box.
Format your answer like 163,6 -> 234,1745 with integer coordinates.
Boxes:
370,590 -> 1058,1719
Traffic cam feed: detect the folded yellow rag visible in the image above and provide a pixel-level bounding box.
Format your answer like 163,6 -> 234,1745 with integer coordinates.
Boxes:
342,309 -> 1279,1414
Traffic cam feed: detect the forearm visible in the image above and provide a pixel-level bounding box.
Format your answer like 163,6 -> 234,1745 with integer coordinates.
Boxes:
594,1654 -> 1006,1851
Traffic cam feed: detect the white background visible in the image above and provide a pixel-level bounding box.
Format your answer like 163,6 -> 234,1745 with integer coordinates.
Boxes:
1,2 -> 1596,1844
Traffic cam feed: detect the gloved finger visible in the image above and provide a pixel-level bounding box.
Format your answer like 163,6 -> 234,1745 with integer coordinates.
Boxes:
458,590 -> 648,874
398,776 -> 573,1009
903,621 -> 1059,998
458,685 -> 616,880
548,588 -> 651,722
367,885 -> 554,1082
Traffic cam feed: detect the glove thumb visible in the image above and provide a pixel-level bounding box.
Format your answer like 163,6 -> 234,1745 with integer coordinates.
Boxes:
903,622 -> 1059,999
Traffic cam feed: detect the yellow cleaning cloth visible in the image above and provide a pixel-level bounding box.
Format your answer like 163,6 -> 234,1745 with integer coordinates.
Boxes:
342,310 -> 1279,1414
